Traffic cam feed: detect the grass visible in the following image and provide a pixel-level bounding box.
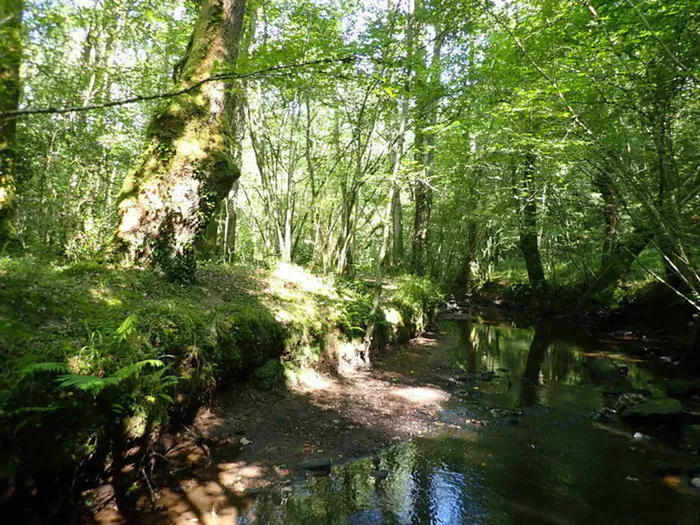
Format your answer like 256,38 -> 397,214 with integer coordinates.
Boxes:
0,257 -> 444,482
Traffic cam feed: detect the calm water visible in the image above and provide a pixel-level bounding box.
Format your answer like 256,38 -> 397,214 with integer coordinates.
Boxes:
241,319 -> 700,525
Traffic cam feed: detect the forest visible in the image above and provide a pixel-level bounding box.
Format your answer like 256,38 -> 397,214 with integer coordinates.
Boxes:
1,0 -> 699,523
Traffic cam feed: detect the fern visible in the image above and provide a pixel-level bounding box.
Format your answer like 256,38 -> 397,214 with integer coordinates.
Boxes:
20,362 -> 71,377
115,313 -> 139,341
111,359 -> 163,380
56,374 -> 119,395
55,359 -> 165,396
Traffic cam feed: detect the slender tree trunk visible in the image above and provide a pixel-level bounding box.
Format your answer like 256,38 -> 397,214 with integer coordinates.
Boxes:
221,181 -> 238,262
411,27 -> 443,276
364,22 -> 411,354
652,121 -> 696,290
391,188 -> 404,267
455,221 -> 478,296
363,185 -> 396,358
515,154 -> 547,300
337,190 -> 355,276
412,123 -> 429,275
593,169 -> 620,270
282,167 -> 293,262
0,0 -> 23,251
114,0 -> 247,277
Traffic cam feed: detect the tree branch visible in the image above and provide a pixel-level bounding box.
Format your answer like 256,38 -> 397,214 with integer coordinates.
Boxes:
0,55 -> 359,119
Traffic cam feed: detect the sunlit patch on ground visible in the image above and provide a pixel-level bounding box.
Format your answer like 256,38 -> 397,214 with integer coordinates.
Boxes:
291,368 -> 332,391
390,385 -> 450,404
88,287 -> 123,306
217,462 -> 265,488
410,334 -> 439,347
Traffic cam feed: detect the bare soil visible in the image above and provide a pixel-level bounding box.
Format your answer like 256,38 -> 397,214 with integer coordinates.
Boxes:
89,331 -> 469,524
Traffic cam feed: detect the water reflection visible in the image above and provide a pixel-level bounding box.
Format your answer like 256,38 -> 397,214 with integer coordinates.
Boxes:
448,319 -> 663,410
242,320 -> 700,525
520,322 -> 552,407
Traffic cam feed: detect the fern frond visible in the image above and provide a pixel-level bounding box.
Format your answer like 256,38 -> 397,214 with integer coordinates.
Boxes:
21,362 -> 71,377
116,314 -> 139,341
56,374 -> 119,395
111,359 -> 163,380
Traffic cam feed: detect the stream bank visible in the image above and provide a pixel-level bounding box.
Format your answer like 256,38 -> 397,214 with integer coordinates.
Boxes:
90,308 -> 700,524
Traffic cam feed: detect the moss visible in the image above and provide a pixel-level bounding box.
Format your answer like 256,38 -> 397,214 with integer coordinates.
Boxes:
0,259 -> 445,482
253,359 -> 285,390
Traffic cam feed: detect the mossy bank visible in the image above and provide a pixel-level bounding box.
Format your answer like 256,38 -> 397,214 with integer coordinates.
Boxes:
0,257 -> 443,508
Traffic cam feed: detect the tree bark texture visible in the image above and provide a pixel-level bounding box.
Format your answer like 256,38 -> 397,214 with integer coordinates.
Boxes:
114,0 -> 246,276
0,0 -> 23,250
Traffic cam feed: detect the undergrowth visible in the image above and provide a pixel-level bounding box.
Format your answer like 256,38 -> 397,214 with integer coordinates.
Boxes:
0,257 -> 444,485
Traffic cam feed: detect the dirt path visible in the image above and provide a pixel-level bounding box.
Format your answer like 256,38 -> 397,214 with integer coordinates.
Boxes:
91,330 -> 472,524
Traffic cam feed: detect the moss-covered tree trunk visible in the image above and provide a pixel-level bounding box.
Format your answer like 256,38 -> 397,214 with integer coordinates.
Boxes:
0,0 -> 23,251
114,0 -> 246,276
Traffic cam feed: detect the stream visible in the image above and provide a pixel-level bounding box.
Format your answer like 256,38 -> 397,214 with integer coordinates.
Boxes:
237,317 -> 700,524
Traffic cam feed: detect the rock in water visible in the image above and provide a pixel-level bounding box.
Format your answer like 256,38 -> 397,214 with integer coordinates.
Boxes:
691,477 -> 700,489
620,398 -> 683,423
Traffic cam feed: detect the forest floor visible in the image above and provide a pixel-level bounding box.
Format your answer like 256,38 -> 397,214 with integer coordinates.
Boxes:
90,330 -> 471,524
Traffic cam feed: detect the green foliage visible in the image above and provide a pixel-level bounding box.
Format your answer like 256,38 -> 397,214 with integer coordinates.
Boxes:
0,259 -> 381,481
390,275 -> 444,333
253,359 -> 285,390
335,280 -> 374,339
20,362 -> 70,377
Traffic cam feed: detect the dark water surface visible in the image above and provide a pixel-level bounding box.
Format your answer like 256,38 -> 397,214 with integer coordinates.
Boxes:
241,319 -> 700,524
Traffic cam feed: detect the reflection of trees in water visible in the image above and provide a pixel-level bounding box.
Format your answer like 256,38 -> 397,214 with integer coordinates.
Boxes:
249,442 -> 420,524
247,439 -> 487,524
520,322 -> 553,407
448,320 -> 607,404
250,321 -> 699,524
376,440 -> 417,523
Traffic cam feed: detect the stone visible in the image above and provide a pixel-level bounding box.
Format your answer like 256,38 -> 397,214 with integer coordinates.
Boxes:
297,458 -> 332,472
691,477 -> 700,488
620,398 -> 683,422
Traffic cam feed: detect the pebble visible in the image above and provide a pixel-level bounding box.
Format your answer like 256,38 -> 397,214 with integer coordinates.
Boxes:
691,477 -> 700,488
633,432 -> 649,441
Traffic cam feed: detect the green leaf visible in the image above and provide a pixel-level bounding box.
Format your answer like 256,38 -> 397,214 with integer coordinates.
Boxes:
111,359 -> 164,380
20,362 -> 71,377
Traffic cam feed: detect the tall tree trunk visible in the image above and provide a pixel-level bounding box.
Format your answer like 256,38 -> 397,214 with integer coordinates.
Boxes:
455,221 -> 478,296
411,21 -> 443,275
0,0 -> 23,251
364,9 -> 412,353
593,169 -> 620,270
114,0 -> 247,277
515,154 -> 547,300
412,124 -> 430,275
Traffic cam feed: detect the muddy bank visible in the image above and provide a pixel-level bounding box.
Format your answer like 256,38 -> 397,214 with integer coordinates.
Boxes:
87,315 -> 700,524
